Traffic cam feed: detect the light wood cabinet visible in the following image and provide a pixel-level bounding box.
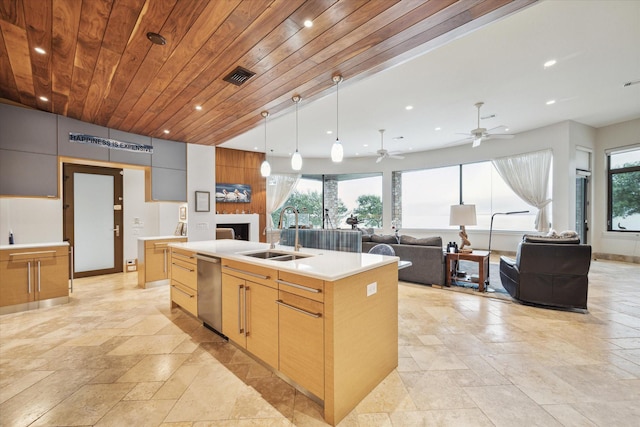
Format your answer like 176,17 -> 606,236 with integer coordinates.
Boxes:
221,263 -> 278,370
138,237 -> 187,288
169,247 -> 197,317
0,245 -> 69,313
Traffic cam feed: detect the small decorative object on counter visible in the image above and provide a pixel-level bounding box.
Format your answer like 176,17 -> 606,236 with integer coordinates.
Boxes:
8,230 -> 14,245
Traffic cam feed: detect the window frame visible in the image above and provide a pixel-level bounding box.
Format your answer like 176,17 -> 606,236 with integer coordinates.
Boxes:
607,146 -> 640,232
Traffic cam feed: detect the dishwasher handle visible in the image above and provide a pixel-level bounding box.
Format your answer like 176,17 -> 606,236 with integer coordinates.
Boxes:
195,254 -> 220,263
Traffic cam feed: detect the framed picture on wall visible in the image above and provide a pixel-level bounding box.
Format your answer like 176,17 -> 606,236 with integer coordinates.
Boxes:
215,184 -> 251,203
195,191 -> 210,212
179,206 -> 187,220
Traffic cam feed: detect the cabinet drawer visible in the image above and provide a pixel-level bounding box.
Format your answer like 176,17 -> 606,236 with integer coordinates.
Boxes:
171,248 -> 196,265
1,246 -> 67,262
171,257 -> 196,289
221,259 -> 277,289
277,271 -> 324,302
146,238 -> 187,250
171,280 -> 197,316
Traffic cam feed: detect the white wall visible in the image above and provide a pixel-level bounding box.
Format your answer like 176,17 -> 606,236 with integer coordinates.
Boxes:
186,144 -> 216,241
593,118 -> 640,258
0,197 -> 62,245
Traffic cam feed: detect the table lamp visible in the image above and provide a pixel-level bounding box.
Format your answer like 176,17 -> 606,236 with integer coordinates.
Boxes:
449,204 -> 477,253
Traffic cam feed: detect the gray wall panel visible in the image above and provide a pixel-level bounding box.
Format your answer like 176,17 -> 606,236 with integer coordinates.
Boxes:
108,129 -> 152,166
151,167 -> 187,201
57,116 -> 109,161
151,137 -> 186,170
0,104 -> 57,154
0,149 -> 58,197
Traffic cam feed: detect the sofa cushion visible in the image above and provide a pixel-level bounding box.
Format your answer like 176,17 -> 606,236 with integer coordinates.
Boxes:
399,235 -> 441,247
371,234 -> 398,244
523,234 -> 580,244
361,234 -> 372,242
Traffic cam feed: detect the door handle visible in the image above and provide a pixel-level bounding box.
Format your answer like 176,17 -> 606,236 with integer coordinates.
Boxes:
113,225 -> 120,237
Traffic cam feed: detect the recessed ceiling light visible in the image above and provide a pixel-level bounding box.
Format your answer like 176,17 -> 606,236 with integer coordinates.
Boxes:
163,129 -> 170,134
546,99 -> 556,105
326,130 -> 333,135
435,127 -> 441,131
34,47 -> 46,54
304,20 -> 313,28
504,127 -> 510,132
405,105 -> 413,110
253,146 -> 258,150
544,59 -> 557,68
195,105 -> 203,111
363,144 -> 368,147
355,152 -> 359,156
39,96 -> 48,102
146,32 -> 166,45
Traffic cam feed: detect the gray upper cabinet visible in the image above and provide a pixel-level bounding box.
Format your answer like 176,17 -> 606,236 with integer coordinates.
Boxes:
151,167 -> 187,202
0,104 -> 57,154
57,116 -> 110,161
0,150 -> 58,197
108,129 -> 152,166
151,137 -> 186,170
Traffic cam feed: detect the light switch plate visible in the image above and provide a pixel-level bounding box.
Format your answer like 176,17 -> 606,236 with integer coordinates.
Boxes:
367,282 -> 377,297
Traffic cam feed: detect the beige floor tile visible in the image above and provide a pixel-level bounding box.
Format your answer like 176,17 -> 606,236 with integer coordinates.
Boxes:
399,371 -> 477,410
95,399 -> 177,426
0,370 -> 54,404
108,334 -> 187,356
124,381 -> 164,400
355,370 -> 416,413
389,408 -> 495,427
153,364 -> 202,400
117,354 -> 190,383
542,404 -> 598,427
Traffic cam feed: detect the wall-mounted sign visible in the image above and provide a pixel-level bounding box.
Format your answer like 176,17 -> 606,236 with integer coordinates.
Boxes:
69,133 -> 153,154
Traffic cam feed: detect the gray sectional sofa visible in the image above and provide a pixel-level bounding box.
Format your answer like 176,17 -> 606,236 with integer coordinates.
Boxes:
361,234 -> 445,286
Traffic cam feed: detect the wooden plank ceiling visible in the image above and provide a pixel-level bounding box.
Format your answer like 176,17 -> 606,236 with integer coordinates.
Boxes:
0,0 -> 536,147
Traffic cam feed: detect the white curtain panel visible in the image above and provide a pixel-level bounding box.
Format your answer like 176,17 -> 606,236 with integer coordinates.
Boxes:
492,149 -> 553,232
265,173 -> 301,228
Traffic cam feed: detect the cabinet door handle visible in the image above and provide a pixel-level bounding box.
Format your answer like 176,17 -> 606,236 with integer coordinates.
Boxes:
276,279 -> 320,293
276,300 -> 322,318
172,263 -> 194,272
172,252 -> 194,261
238,284 -> 244,334
171,285 -> 194,298
27,261 -> 32,294
163,248 -> 167,274
9,250 -> 56,258
244,285 -> 249,337
37,260 -> 41,292
222,265 -> 270,280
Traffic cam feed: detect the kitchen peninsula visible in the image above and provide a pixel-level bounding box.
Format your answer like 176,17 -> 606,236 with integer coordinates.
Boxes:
169,239 -> 399,426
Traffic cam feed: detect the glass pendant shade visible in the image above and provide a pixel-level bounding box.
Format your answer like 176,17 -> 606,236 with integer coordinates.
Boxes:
260,159 -> 271,177
331,139 -> 343,162
291,150 -> 302,170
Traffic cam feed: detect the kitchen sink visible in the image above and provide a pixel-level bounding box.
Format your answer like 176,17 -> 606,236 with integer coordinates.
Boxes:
242,250 -> 313,261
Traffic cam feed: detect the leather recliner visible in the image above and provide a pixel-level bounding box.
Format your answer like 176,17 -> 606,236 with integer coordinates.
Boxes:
500,236 -> 592,310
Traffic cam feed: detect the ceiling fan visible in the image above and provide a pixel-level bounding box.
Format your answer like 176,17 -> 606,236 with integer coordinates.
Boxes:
375,129 -> 404,163
458,102 -> 514,147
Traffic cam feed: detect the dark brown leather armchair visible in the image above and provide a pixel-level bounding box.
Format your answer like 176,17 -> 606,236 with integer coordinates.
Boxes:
500,237 -> 592,310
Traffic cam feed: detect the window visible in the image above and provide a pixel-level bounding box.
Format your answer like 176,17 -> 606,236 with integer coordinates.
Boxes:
336,174 -> 383,228
272,176 -> 323,229
402,166 -> 459,228
608,147 -> 640,232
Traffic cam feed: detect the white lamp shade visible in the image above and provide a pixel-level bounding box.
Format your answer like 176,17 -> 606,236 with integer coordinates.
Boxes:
260,160 -> 271,177
331,139 -> 343,162
291,150 -> 302,170
449,204 -> 477,226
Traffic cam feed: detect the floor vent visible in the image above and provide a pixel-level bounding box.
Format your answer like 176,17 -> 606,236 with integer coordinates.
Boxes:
223,66 -> 255,86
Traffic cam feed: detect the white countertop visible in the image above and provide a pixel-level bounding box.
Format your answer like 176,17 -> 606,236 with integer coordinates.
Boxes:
137,235 -> 187,241
0,242 -> 69,251
169,240 -> 399,282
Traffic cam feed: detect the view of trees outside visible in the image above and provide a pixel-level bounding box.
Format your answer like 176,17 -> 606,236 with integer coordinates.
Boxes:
610,148 -> 640,231
352,194 -> 383,227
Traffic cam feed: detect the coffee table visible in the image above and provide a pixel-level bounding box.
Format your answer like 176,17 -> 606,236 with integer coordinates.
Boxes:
445,250 -> 490,292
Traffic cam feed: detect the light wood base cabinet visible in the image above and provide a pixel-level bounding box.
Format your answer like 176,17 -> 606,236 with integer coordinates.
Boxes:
138,237 -> 187,288
169,247 -> 197,317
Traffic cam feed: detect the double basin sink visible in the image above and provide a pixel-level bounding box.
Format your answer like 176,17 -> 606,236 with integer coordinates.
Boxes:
242,250 -> 313,262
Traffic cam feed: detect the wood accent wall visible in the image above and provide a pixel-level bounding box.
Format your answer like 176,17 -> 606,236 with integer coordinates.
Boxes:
215,147 -> 266,242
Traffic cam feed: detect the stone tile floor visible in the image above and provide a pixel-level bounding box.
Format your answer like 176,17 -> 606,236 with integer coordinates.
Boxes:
1,259 -> 639,426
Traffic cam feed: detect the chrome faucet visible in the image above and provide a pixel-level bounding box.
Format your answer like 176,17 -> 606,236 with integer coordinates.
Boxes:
278,205 -> 301,251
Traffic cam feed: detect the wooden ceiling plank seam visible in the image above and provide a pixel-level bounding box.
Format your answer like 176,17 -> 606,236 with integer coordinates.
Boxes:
211,1 -> 532,147
105,0 -> 211,129
80,0 -> 147,122
148,0 -> 379,141
66,0 -> 114,119
115,0 -> 243,131
191,0 -> 515,145
176,0 -> 418,143
129,0 -> 278,133
51,0 -> 83,115
92,0 -> 178,127
23,0 -> 53,112
0,19 -> 36,106
0,27 -> 21,100
0,0 -> 26,27
134,0 -> 308,136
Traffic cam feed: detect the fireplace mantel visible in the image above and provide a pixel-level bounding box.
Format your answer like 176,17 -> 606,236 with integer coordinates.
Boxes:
215,214 -> 259,242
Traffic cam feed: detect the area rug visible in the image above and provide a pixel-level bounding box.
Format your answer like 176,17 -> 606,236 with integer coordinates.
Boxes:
437,260 -> 513,302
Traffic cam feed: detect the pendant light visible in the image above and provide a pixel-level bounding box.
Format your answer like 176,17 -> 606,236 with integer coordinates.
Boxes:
331,75 -> 344,163
291,95 -> 303,171
260,111 -> 271,177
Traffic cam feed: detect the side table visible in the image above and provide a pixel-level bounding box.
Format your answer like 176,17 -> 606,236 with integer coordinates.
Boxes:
445,250 -> 490,292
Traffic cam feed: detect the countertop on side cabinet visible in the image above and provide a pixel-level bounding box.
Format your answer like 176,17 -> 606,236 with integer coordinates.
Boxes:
0,242 -> 69,250
137,236 -> 186,241
169,240 -> 399,282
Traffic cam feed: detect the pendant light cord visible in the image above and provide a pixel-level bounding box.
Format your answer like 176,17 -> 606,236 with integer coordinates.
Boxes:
295,98 -> 299,151
336,78 -> 339,141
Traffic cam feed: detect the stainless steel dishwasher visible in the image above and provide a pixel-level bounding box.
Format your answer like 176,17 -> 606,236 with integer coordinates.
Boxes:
195,254 -> 223,335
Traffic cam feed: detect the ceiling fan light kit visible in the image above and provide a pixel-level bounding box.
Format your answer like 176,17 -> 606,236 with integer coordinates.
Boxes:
260,111 -> 271,177
331,75 -> 344,163
460,102 -> 514,148
291,96 -> 303,171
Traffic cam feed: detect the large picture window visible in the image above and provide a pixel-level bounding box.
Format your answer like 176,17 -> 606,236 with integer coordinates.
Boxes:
402,166 -> 459,228
608,147 -> 640,232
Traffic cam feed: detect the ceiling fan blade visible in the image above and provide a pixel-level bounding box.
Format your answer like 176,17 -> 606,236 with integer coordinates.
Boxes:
376,156 -> 384,163
487,134 -> 514,139
389,154 -> 405,160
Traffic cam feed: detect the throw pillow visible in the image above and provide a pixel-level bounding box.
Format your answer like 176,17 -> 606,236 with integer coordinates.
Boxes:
523,234 -> 580,244
371,234 -> 398,244
399,235 -> 441,247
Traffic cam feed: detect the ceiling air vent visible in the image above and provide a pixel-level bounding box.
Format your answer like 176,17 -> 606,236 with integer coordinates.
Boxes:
223,66 -> 255,86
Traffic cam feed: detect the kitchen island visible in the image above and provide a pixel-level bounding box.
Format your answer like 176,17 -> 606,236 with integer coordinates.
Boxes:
169,240 -> 399,426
